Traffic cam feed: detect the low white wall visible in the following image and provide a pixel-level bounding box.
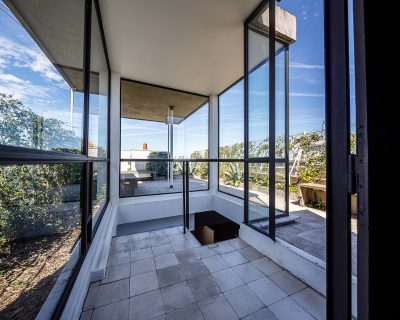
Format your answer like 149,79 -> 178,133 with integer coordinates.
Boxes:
118,191 -> 213,225
61,203 -> 117,320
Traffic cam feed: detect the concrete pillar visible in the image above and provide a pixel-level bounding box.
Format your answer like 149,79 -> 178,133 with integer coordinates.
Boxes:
110,72 -> 121,203
209,95 -> 218,194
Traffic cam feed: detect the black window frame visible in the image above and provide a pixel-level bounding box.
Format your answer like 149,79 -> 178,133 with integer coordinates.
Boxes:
0,0 -> 111,318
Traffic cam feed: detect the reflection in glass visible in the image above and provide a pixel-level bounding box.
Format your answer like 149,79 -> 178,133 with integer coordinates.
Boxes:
92,161 -> 108,224
0,1 -> 84,153
89,0 -> 109,158
0,163 -> 81,318
248,162 -> 270,233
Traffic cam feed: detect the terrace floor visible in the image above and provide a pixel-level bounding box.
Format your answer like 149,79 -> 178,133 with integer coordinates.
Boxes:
81,227 -> 326,320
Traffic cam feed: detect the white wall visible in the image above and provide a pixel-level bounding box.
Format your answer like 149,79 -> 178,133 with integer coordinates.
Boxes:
110,73 -> 121,203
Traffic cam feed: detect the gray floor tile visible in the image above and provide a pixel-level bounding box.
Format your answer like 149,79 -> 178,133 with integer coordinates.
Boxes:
155,253 -> 179,269
220,251 -> 248,267
228,238 -> 249,250
131,231 -> 149,241
251,257 -> 282,276
197,293 -> 239,320
247,277 -> 287,306
238,247 -> 264,261
131,247 -> 153,261
130,289 -> 164,320
110,241 -> 131,255
91,299 -> 129,320
242,307 -> 279,320
269,297 -> 315,320
157,265 -> 186,287
189,238 -> 201,248
151,236 -> 170,246
181,260 -> 210,280
152,315 -> 167,320
130,271 -> 159,297
108,251 -> 130,267
195,246 -> 218,259
102,263 -> 130,284
131,257 -> 156,276
202,255 -> 229,273
132,238 -> 151,250
223,285 -> 264,318
231,263 -> 264,283
80,309 -> 92,320
171,240 -> 194,252
160,281 -> 195,313
212,268 -> 244,292
214,241 -> 236,254
94,278 -> 129,308
268,270 -> 307,295
166,303 -> 204,320
153,243 -> 174,256
83,286 -> 99,311
176,249 -> 199,264
292,288 -> 326,320
187,274 -> 221,301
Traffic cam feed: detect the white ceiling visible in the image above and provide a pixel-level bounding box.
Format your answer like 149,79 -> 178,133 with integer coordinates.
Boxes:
100,0 -> 262,96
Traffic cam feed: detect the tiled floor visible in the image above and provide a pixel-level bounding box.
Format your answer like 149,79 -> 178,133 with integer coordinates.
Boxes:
81,227 -> 326,320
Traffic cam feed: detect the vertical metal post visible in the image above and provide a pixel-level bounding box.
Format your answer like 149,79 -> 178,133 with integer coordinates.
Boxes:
285,47 -> 290,215
81,0 -> 92,253
268,0 -> 276,240
169,106 -> 174,188
244,16 -> 249,225
185,161 -> 190,230
182,161 -> 186,234
324,0 -> 351,319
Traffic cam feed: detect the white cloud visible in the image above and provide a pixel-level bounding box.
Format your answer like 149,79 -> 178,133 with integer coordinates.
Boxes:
290,62 -> 324,70
0,36 -> 63,83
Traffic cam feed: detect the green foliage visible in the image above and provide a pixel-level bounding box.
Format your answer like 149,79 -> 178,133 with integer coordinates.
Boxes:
0,94 -> 82,240
145,151 -> 169,176
190,150 -> 208,179
0,164 -> 79,240
290,131 -> 326,184
0,93 -> 81,152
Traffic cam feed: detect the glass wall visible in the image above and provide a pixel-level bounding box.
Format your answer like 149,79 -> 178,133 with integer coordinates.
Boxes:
218,80 -> 244,198
0,0 -> 110,318
245,0 -> 290,238
120,80 -> 209,197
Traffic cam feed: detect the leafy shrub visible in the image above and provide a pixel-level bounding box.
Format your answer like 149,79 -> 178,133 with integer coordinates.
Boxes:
145,151 -> 169,176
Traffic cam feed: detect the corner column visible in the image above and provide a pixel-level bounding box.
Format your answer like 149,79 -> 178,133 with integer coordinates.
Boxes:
209,95 -> 219,194
110,72 -> 121,203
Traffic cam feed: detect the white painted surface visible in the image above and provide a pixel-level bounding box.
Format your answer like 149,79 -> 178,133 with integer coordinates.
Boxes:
208,95 -> 219,194
99,0 -> 262,95
110,73 -> 121,203
61,203 -> 116,320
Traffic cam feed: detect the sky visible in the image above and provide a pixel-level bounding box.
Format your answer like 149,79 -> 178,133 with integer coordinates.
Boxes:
1,0 -> 355,157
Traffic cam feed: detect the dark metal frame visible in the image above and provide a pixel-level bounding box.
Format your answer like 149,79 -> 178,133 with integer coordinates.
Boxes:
243,0 -> 290,240
324,0 -> 352,319
0,0 -> 111,318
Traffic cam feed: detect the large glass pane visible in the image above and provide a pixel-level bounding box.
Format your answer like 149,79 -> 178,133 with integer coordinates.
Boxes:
219,162 -> 244,198
0,0 -> 84,153
276,47 -> 286,159
92,161 -> 107,225
219,80 -> 244,159
0,163 -> 82,319
248,29 -> 269,158
275,162 -> 286,212
89,1 -> 109,158
248,162 -> 270,234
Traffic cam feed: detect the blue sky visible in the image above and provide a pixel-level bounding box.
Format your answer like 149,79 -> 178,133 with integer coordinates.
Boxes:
1,0 -> 355,156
